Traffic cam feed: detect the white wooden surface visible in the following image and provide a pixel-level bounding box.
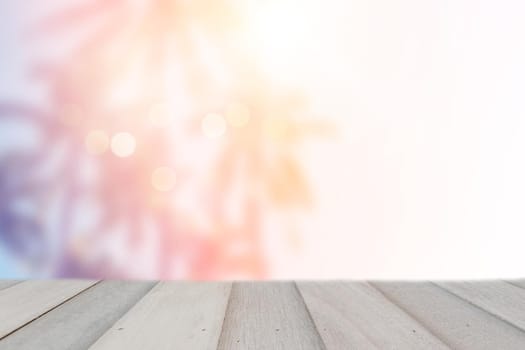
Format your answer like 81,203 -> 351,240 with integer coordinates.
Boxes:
90,282 -> 231,350
218,282 -> 325,350
0,281 -> 19,292
373,282 -> 525,349
1,280 -> 525,349
0,281 -> 155,350
297,282 -> 448,349
0,280 -> 96,339
437,281 -> 525,331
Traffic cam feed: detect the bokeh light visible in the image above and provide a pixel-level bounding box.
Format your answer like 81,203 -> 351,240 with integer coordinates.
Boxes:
264,117 -> 289,140
110,132 -> 136,158
85,130 -> 110,155
151,167 -> 177,192
226,103 -> 251,128
0,0 -> 329,280
3,0 -> 525,282
202,113 -> 227,139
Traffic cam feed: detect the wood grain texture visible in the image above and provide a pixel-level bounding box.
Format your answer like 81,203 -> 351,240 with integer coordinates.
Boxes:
0,281 -> 19,291
217,282 -> 325,350
437,281 -> 525,332
297,282 -> 449,349
0,280 -> 524,349
89,282 -> 231,350
506,279 -> 525,290
0,280 -> 96,339
373,282 -> 525,349
0,280 -> 156,350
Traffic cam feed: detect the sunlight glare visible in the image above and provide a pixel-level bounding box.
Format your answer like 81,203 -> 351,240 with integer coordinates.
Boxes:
245,0 -> 317,83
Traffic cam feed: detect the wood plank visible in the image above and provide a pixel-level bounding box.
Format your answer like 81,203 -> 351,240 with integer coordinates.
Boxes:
297,281 -> 449,349
89,282 -> 231,350
0,280 -> 156,350
437,281 -> 525,332
506,279 -> 525,290
373,282 -> 525,349
217,282 -> 326,350
0,279 -> 96,339
0,281 -> 19,291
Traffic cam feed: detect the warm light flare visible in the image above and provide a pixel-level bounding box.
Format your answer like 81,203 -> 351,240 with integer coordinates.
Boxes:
264,117 -> 289,140
111,132 -> 136,157
202,113 -> 227,138
244,0 -> 318,83
226,102 -> 251,128
151,167 -> 177,192
85,130 -> 109,155
0,0 -> 328,280
149,103 -> 174,127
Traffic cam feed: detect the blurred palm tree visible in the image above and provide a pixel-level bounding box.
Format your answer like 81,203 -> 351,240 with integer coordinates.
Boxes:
0,0 -> 332,279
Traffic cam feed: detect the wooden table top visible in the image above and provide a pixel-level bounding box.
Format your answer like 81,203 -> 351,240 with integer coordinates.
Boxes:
1,280 -> 525,349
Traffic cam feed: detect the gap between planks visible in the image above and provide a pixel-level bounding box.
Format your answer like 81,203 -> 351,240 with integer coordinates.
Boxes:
434,281 -> 525,333
218,282 -> 326,350
89,282 -> 232,350
372,281 -> 525,350
0,280 -> 157,350
297,281 -> 450,349
0,280 -> 98,340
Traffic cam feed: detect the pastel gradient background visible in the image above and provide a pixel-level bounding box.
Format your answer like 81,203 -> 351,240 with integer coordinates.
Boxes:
1,0 -> 525,279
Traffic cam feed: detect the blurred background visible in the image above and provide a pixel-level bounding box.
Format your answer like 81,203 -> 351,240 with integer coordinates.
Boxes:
1,0 -> 525,279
